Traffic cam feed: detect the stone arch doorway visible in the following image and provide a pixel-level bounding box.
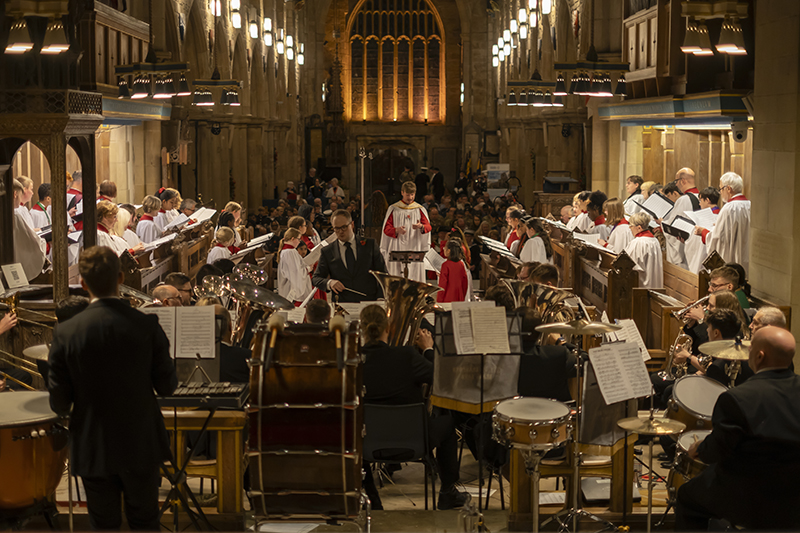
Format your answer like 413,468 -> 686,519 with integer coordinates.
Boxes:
367,141 -> 419,202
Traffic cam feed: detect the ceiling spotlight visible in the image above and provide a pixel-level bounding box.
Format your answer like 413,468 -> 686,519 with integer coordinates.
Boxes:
553,73 -> 568,96
614,74 -> 627,97
131,75 -> 151,99
118,78 -> 130,99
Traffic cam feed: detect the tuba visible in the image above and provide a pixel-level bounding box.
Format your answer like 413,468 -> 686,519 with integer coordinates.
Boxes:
371,271 -> 441,346
523,284 -> 577,345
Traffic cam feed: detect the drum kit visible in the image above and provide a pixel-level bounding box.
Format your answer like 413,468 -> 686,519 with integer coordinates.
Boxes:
698,337 -> 751,387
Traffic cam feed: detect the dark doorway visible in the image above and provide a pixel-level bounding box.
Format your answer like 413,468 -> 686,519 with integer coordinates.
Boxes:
367,143 -> 418,205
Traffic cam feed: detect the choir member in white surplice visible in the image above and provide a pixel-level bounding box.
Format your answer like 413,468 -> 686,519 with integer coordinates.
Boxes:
30,183 -> 52,230
15,176 -> 37,230
684,187 -> 721,273
136,195 -> 162,244
380,181 -> 432,283
154,188 -> 180,233
663,167 -> 702,269
624,212 -> 664,290
622,175 -> 645,216
695,172 -> 751,274
95,201 -> 145,257
504,207 -> 523,250
207,227 -> 235,264
519,218 -> 553,264
585,191 -> 610,239
277,228 -> 314,305
566,191 -> 592,232
598,198 -> 633,254
12,179 -> 46,281
660,180 -> 684,267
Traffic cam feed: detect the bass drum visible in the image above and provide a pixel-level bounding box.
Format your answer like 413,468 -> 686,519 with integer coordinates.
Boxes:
0,391 -> 68,510
667,375 -> 726,431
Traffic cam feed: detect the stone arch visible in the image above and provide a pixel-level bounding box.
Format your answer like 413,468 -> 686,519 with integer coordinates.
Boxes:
185,0 -> 212,81
231,34 -> 250,112
214,19 -> 232,78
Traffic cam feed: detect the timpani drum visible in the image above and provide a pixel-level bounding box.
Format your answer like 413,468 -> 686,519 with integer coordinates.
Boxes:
667,375 -> 726,431
667,430 -> 711,496
492,397 -> 571,451
0,391 -> 68,510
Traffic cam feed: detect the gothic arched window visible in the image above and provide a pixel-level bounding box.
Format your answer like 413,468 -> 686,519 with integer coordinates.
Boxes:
347,0 -> 444,123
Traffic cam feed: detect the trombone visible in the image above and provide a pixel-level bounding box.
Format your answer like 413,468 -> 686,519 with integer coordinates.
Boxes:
0,293 -> 55,329
0,347 -> 43,388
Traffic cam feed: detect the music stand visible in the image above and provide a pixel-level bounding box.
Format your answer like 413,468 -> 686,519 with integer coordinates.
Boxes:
389,251 -> 426,279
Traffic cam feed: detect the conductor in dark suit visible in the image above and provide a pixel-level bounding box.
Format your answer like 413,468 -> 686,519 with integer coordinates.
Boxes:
312,209 -> 387,303
675,326 -> 800,531
48,246 -> 177,530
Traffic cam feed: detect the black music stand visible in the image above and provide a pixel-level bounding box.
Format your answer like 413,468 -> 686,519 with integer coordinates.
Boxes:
389,251 -> 426,279
431,310 -> 525,529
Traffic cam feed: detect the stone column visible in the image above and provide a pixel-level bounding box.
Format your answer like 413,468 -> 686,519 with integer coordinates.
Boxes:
48,134 -> 68,301
749,0 -> 800,350
247,125 -> 264,208
231,124 -> 248,207
143,121 -> 162,194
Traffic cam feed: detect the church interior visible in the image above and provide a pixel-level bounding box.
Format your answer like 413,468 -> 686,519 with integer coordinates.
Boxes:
2,0 -> 800,531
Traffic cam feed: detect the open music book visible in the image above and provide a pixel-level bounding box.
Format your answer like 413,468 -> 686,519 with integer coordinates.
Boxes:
302,233 -> 338,266
450,301 -> 511,355
661,215 -> 696,241
140,306 -> 216,359
573,232 -> 610,252
184,207 -> 217,228
683,207 -> 718,229
424,248 -> 446,272
142,232 -> 178,252
635,192 -> 674,220
539,217 -> 571,232
588,342 -> 652,405
476,235 -> 518,261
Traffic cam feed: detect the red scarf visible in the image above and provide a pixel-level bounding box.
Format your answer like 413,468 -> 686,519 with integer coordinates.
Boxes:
281,243 -> 295,251
593,215 -> 606,225
140,214 -> 154,222
729,194 -> 748,202
158,209 -> 166,214
613,218 -> 629,231
685,188 -> 699,195
228,245 -> 240,254
635,230 -> 654,238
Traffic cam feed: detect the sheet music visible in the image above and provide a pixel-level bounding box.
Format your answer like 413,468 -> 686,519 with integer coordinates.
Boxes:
185,207 -> 216,227
66,193 -> 75,207
614,319 -> 650,361
539,492 -> 566,505
68,231 -> 82,244
175,306 -> 215,359
164,213 -> 189,230
302,236 -> 332,266
476,236 -> 517,260
74,200 -> 83,216
539,217 -> 570,232
248,232 -> 274,247
635,192 -> 674,220
141,307 -> 177,356
574,232 -> 599,245
472,306 -> 511,355
451,302 -> 478,355
424,248 -> 446,273
670,215 -> 697,235
143,232 -> 178,252
285,307 -> 306,323
588,342 -> 652,405
684,207 -> 718,229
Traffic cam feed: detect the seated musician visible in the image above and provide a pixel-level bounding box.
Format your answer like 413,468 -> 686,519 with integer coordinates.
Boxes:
750,306 -> 786,334
55,296 -> 90,323
517,308 -> 577,404
195,300 -> 250,383
597,198 -> 632,254
0,308 -> 33,392
359,305 -> 470,510
530,263 -> 559,287
699,309 -> 753,387
675,326 -> 800,531
304,300 -> 331,325
623,212 -> 663,290
724,263 -> 751,310
517,261 -> 540,282
152,284 -> 183,307
165,272 -> 193,306
484,284 -> 516,311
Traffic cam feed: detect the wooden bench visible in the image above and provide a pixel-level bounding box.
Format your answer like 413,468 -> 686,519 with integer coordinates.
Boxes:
631,288 -> 686,373
573,245 -> 639,321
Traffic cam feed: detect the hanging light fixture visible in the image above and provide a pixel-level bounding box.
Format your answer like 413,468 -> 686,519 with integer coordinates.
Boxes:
614,74 -> 627,97
118,77 -> 130,99
5,19 -> 33,54
287,45 -> 295,61
263,18 -> 273,46
298,43 -> 305,65
249,20 -> 259,39
716,18 -> 746,55
503,29 -> 512,44
176,73 -> 192,96
41,20 -> 70,54
517,90 -> 527,107
694,22 -> 713,55
130,75 -> 151,99
551,95 -> 564,107
553,73 -> 567,96
529,0 -> 539,28
508,91 -> 517,106
152,76 -> 169,99
681,19 -> 702,54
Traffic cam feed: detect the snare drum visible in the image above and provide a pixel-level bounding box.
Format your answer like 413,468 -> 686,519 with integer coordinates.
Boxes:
667,430 -> 711,496
0,391 -> 68,510
492,397 -> 571,451
668,375 -> 726,431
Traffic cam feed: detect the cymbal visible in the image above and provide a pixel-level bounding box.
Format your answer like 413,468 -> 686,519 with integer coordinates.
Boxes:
698,339 -> 751,361
617,416 -> 686,436
535,318 -> 622,336
227,281 -> 293,310
23,344 -> 50,361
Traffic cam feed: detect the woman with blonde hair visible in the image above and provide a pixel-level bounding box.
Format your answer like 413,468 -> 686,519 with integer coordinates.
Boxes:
598,198 -> 632,254
566,191 -> 592,232
277,227 -> 313,305
14,175 -> 36,230
137,195 -> 162,243
640,181 -> 657,200
115,205 -> 141,249
96,200 -> 144,256
207,227 -> 236,264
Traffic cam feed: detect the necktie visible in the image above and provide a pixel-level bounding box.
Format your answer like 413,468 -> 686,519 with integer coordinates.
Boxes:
344,241 -> 357,277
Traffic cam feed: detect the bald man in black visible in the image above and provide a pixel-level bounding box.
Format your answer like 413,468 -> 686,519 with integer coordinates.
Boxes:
675,326 -> 800,530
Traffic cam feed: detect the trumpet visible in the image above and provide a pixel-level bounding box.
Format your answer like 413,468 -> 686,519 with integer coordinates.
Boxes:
672,295 -> 709,322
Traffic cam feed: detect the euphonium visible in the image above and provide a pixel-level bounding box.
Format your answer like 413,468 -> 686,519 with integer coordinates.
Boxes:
502,279 -> 535,308
371,271 -> 441,346
657,333 -> 693,381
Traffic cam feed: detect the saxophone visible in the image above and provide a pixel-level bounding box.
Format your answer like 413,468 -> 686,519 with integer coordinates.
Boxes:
657,333 -> 693,381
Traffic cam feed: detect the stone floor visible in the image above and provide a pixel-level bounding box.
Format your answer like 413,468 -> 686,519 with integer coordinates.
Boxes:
48,434 -> 678,532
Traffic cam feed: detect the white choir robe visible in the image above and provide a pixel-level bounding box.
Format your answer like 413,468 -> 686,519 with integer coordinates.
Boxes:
13,212 -> 46,281
96,227 -> 130,256
123,229 -> 141,249
510,238 -> 522,256
153,209 -> 178,233
16,205 -> 36,230
705,197 -> 750,273
136,217 -> 160,243
277,247 -> 313,303
624,233 -> 664,290
684,234 -> 708,274
380,201 -> 432,283
605,221 -> 633,254
662,193 -> 696,270
566,212 -> 592,232
587,217 -> 611,240
206,245 -> 232,264
623,193 -> 644,216
519,236 -> 552,264
30,205 -> 50,229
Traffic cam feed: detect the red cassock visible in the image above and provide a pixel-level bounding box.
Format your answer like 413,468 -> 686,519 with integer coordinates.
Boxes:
436,260 -> 469,303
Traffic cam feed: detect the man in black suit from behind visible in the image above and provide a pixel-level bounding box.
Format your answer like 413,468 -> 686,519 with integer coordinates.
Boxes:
48,246 -> 177,530
312,209 -> 387,303
675,326 -> 800,531
430,167 -> 445,203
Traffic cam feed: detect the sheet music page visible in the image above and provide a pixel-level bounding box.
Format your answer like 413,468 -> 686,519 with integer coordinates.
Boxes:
450,301 -> 478,354
68,231 -> 82,243
574,232 -> 599,244
140,307 -> 177,358
164,213 -> 189,230
614,319 -> 650,361
286,307 -> 306,322
637,193 -> 673,220
143,232 -> 178,252
471,306 -> 511,355
539,217 -> 570,232
424,248 -> 446,272
600,311 -> 620,343
185,208 -> 217,227
684,207 -> 718,228
175,306 -> 215,359
588,342 -> 650,404
67,193 -> 75,207
75,200 -> 83,216
477,236 -> 517,260
248,232 -> 274,247
670,216 -> 697,235
303,236 -> 332,266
